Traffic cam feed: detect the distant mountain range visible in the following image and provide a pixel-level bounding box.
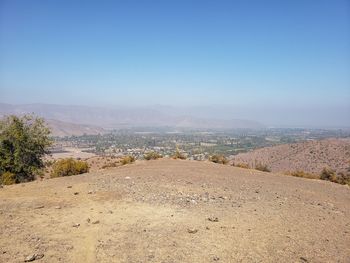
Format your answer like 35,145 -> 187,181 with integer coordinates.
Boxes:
0,103 -> 264,136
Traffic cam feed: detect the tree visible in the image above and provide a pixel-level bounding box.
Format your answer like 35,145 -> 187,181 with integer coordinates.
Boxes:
0,115 -> 52,184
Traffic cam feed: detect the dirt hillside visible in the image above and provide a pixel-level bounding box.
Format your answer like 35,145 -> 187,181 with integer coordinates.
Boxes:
231,138 -> 350,174
1,159 -> 349,262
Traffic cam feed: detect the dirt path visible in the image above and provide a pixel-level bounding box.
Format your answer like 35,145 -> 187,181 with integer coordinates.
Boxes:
1,159 -> 349,262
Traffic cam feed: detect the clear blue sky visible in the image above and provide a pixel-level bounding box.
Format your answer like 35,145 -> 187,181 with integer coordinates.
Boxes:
0,0 -> 349,126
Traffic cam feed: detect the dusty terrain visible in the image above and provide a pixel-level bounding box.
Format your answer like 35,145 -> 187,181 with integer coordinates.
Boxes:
231,138 -> 350,174
1,159 -> 349,263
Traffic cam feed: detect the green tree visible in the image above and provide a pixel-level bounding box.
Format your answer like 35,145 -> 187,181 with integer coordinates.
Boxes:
0,115 -> 52,184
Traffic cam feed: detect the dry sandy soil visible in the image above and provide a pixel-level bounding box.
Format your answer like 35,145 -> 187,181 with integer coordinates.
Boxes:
231,138 -> 350,174
1,159 -> 349,263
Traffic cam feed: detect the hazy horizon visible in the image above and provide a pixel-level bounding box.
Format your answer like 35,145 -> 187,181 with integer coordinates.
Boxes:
1,0 -> 349,127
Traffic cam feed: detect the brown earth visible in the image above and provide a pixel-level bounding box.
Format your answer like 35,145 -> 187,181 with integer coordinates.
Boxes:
0,159 -> 349,263
231,138 -> 350,174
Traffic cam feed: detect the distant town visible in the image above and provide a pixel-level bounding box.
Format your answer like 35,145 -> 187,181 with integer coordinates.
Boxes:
51,128 -> 350,160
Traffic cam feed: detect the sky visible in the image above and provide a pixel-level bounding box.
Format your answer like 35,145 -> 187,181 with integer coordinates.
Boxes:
0,0 -> 349,126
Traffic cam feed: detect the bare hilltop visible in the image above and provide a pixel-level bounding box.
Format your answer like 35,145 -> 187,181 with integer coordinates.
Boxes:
1,159 -> 349,263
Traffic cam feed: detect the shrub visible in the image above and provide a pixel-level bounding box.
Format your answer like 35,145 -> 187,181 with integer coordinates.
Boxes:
254,163 -> 271,172
320,167 -> 350,185
209,154 -> 228,164
1,172 -> 16,185
320,167 -> 337,182
287,170 -> 319,180
51,158 -> 89,178
144,151 -> 162,160
336,172 -> 350,186
120,155 -> 135,165
233,163 -> 250,169
0,115 -> 52,183
172,149 -> 186,160
101,162 -> 119,169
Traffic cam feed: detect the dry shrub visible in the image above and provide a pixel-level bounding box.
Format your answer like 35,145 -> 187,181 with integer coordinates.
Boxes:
320,167 -> 350,185
120,155 -> 135,165
144,151 -> 162,160
172,149 -> 186,160
286,171 -> 319,180
51,158 -> 89,178
254,163 -> 271,172
233,163 -> 250,169
101,162 -> 119,169
1,172 -> 16,185
209,154 -> 228,164
320,167 -> 337,182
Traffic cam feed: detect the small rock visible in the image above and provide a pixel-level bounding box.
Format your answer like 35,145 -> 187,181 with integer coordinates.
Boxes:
86,218 -> 91,223
54,206 -> 61,209
72,223 -> 80,228
125,176 -> 131,180
187,228 -> 198,234
34,205 -> 44,209
300,257 -> 308,262
24,254 -> 36,262
87,191 -> 93,194
67,186 -> 72,188
208,216 -> 219,222
213,256 -> 220,261
92,220 -> 100,224
24,253 -> 44,262
74,192 -> 79,195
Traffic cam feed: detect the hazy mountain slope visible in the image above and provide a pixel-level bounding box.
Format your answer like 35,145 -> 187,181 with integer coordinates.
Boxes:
0,103 -> 264,129
231,138 -> 350,174
0,159 -> 349,262
46,119 -> 105,137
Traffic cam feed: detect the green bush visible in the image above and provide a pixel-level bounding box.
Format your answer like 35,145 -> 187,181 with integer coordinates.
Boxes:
120,155 -> 135,165
51,158 -> 89,178
209,154 -> 228,164
144,151 -> 162,160
0,115 -> 52,183
254,163 -> 271,172
1,172 -> 16,185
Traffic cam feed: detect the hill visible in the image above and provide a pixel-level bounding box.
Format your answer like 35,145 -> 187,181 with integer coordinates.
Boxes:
231,138 -> 350,175
0,103 -> 264,129
0,159 -> 349,262
46,119 -> 105,137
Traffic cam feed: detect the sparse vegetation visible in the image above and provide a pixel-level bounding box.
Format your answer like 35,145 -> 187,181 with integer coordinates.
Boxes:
101,162 -> 119,169
232,162 -> 250,169
320,167 -> 350,185
254,162 -> 271,172
172,149 -> 186,160
0,115 -> 52,184
285,170 -> 319,180
51,158 -> 89,178
320,167 -> 337,182
0,171 -> 16,185
209,154 -> 228,164
144,151 -> 162,160
120,155 -> 135,165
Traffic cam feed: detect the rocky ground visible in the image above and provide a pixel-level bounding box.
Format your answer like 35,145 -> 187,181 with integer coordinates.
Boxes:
0,159 -> 349,262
